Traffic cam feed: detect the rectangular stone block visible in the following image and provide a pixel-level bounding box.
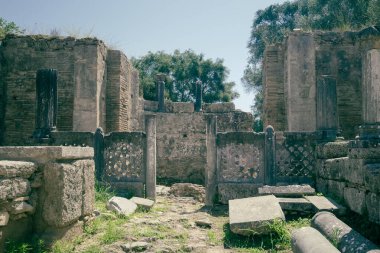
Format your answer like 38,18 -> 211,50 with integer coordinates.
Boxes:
364,163 -> 380,194
366,192 -> 380,224
0,178 -> 30,201
316,141 -> 349,159
73,160 -> 95,216
165,102 -> 194,113
258,185 -> 315,197
349,147 -> 380,160
316,178 -> 345,202
202,102 -> 235,113
343,159 -> 365,186
277,198 -> 313,212
318,157 -> 348,180
218,183 -> 261,204
229,195 -> 285,235
0,161 -> 37,179
343,187 -> 366,215
42,163 -> 82,228
304,195 -> 346,215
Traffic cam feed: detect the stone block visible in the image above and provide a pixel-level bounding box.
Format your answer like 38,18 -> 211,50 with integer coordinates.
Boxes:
366,192 -> 380,224
305,196 -> 346,215
316,178 -> 345,202
165,102 -> 194,113
343,159 -> 365,186
73,160 -> 95,216
169,183 -> 205,202
229,195 -> 285,235
144,100 -> 158,112
258,185 -> 315,197
364,163 -> 380,194
10,201 -> 34,215
291,227 -> 340,253
0,178 -> 30,201
343,187 -> 366,215
349,147 -> 380,159
318,157 -> 348,180
130,197 -> 155,211
277,198 -> 313,212
107,196 -> 137,216
218,183 -> 261,204
202,102 -> 235,113
316,141 -> 349,159
0,212 -> 9,226
42,163 -> 82,227
0,161 -> 37,178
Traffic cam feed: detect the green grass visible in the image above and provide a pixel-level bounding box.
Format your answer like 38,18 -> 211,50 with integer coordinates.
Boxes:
100,222 -> 124,245
5,239 -> 47,253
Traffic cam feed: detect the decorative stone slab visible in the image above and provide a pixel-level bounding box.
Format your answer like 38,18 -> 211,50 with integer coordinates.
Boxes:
107,196 -> 137,216
130,197 -> 155,211
0,146 -> 93,162
0,161 -> 37,178
277,198 -> 313,212
229,195 -> 285,235
258,185 -> 315,197
304,196 -> 346,214
291,227 -> 340,253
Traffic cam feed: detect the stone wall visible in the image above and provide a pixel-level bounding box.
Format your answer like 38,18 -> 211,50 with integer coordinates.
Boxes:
145,101 -> 253,184
0,146 -> 94,251
263,27 -> 380,138
316,140 -> 380,224
0,35 -> 140,146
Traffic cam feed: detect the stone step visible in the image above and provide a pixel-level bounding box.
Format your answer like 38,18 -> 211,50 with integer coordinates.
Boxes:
304,196 -> 346,215
229,195 -> 285,236
277,197 -> 314,213
258,185 -> 316,197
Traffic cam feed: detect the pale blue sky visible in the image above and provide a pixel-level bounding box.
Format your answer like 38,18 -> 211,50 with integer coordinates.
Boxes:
0,0 -> 288,112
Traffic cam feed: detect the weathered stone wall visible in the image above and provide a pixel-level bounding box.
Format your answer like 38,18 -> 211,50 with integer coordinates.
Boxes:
316,140 -> 380,224
263,27 -> 380,139
0,35 -> 141,146
146,102 -> 253,184
0,146 -> 94,251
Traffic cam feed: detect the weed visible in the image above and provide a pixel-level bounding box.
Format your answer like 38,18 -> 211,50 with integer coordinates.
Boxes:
51,240 -> 75,253
95,181 -> 114,203
100,222 -> 124,245
207,230 -> 220,245
81,245 -> 102,253
84,218 -> 102,235
331,227 -> 342,247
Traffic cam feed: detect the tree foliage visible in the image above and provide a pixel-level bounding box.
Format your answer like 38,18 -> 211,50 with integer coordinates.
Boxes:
244,0 -> 380,128
132,50 -> 239,103
0,18 -> 23,40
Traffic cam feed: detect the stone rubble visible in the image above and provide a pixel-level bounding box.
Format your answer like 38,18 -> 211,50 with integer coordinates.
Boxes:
107,196 -> 138,216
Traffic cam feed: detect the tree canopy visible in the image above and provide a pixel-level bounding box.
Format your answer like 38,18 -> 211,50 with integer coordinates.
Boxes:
244,0 -> 380,131
132,50 -> 239,103
0,18 -> 23,40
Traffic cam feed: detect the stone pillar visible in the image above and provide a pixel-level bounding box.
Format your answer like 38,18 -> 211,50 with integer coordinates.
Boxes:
145,114 -> 156,200
359,49 -> 380,139
94,127 -> 105,181
195,80 -> 202,112
264,125 -> 275,185
33,69 -> 58,140
285,33 -> 316,132
155,74 -> 165,112
206,115 -> 217,206
317,75 -> 338,140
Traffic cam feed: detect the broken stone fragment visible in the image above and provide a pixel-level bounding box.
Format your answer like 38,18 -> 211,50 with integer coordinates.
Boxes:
195,218 -> 212,228
121,242 -> 150,252
130,197 -> 155,211
107,196 -> 137,216
0,212 -> 9,226
11,201 -> 34,215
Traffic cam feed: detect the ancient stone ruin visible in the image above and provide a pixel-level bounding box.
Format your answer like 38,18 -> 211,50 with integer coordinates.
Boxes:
0,26 -> 379,251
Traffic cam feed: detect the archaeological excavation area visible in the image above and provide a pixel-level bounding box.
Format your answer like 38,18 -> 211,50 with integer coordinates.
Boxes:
0,26 -> 379,252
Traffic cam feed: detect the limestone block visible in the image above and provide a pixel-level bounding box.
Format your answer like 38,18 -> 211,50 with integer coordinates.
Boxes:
107,196 -> 137,216
318,157 -> 348,180
277,198 -> 313,212
73,160 -> 95,216
42,163 -> 82,227
349,147 -> 380,159
316,141 -> 349,159
258,185 -> 315,197
169,183 -> 205,202
130,197 -> 155,211
0,212 -> 9,226
364,163 -> 380,193
343,159 -> 365,186
305,196 -> 346,215
202,102 -> 235,113
10,201 -> 34,215
316,178 -> 345,202
0,161 -> 37,178
218,183 -> 260,204
343,187 -> 366,215
0,178 -> 30,201
165,102 -> 194,113
366,192 -> 380,224
291,227 -> 340,253
229,195 -> 285,235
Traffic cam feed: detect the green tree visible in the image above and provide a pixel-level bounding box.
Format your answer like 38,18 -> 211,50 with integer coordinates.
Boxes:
0,18 -> 23,39
132,50 -> 239,103
244,0 -> 379,129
